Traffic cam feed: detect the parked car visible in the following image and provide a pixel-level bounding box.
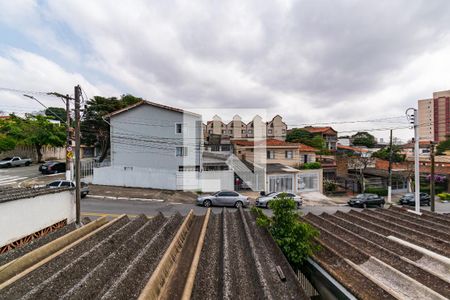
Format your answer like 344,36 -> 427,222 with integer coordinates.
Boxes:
196,191 -> 250,208
0,157 -> 32,168
39,161 -> 66,174
348,193 -> 385,208
46,180 -> 89,198
399,192 -> 431,206
256,192 -> 302,209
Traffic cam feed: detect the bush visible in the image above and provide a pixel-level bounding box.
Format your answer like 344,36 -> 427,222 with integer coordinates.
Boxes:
364,187 -> 388,196
252,194 -> 319,269
324,180 -> 337,193
437,193 -> 450,200
297,162 -> 321,170
420,185 -> 446,195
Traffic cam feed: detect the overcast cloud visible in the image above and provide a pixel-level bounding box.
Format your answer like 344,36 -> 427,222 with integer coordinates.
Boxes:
1,0 -> 450,140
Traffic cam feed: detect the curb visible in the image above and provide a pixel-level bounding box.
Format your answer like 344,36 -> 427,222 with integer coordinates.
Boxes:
88,195 -> 165,202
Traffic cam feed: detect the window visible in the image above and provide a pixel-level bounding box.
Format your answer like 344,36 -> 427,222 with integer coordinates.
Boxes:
175,123 -> 183,134
219,191 -> 238,197
176,147 -> 188,156
222,130 -> 225,134
48,181 -> 60,187
229,130 -> 232,134
208,130 -> 212,134
303,154 -> 309,163
268,129 -> 273,134
267,150 -> 275,159
282,129 -> 286,134
242,130 -> 246,134
285,151 -> 293,159
248,129 -> 253,134
60,181 -> 71,187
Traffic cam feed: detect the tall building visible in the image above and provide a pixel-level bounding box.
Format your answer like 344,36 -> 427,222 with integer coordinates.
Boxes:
418,90 -> 450,143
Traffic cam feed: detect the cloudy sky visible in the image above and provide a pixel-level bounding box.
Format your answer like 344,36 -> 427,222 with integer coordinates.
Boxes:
1,0 -> 450,141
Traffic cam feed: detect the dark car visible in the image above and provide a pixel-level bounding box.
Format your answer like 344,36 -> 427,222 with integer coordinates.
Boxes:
39,161 -> 66,174
399,192 -> 431,206
348,193 -> 385,208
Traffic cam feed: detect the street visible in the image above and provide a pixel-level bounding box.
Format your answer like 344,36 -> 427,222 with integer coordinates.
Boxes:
81,196 -> 450,219
0,164 -> 41,187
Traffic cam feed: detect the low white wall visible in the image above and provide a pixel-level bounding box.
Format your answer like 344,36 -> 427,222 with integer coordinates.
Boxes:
176,170 -> 234,192
0,190 -> 75,247
93,166 -> 177,190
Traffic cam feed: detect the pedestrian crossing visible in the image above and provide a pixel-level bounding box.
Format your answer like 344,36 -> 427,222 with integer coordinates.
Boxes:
0,175 -> 28,186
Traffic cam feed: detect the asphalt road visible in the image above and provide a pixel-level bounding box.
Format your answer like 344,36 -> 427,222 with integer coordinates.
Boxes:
81,196 -> 356,219
0,164 -> 42,187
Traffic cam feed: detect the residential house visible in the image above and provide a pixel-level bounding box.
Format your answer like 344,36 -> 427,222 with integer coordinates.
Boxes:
302,126 -> 338,150
232,139 -> 323,193
93,100 -> 206,190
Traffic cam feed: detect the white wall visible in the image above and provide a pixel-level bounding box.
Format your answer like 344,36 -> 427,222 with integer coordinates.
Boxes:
0,190 -> 75,247
93,166 -> 177,189
176,170 -> 234,192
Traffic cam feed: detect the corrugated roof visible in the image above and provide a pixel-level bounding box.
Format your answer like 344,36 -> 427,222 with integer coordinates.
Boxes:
301,206 -> 450,299
302,126 -> 337,134
0,187 -> 73,204
0,209 -> 309,299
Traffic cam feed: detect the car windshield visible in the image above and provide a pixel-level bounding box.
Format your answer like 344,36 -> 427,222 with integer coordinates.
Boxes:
356,194 -> 366,198
266,192 -> 277,197
212,191 -> 221,196
404,193 -> 414,197
1,157 -> 12,161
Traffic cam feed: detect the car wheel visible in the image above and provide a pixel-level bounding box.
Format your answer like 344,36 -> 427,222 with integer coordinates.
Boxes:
297,202 -> 301,209
235,201 -> 243,208
203,199 -> 212,207
25,162 -> 31,166
6,163 -> 11,168
266,201 -> 272,209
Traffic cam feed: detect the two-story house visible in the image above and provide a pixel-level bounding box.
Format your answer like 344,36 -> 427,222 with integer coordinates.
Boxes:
302,126 -> 338,150
232,139 -> 323,193
93,100 -> 203,190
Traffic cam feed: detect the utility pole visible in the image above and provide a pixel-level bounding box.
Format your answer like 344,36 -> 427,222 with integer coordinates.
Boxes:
74,85 -> 81,225
387,129 -> 393,204
430,142 -> 436,212
65,94 -> 73,181
406,108 -> 420,213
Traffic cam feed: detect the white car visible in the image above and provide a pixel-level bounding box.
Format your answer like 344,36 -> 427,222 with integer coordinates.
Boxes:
256,192 -> 302,209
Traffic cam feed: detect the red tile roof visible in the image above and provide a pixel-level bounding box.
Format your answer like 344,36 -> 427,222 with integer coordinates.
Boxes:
337,144 -> 369,153
232,139 -> 317,152
302,126 -> 337,134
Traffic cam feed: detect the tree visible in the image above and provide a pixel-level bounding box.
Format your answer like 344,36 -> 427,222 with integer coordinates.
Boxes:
0,115 -> 65,162
252,194 -> 319,269
347,154 -> 375,193
286,128 -> 325,150
372,145 -> 406,162
436,139 -> 450,155
81,94 -> 142,162
45,107 -> 67,123
352,131 -> 376,148
0,134 -> 16,152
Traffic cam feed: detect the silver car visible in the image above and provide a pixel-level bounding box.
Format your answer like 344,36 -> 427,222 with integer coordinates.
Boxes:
46,180 -> 90,198
197,191 -> 250,208
256,192 -> 302,209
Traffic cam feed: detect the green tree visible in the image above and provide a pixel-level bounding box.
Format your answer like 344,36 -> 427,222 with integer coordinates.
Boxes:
252,194 -> 319,269
0,115 -> 65,162
372,145 -> 406,162
81,94 -> 142,162
286,128 -> 325,150
45,107 -> 67,123
436,139 -> 450,155
0,134 -> 16,152
352,131 -> 376,148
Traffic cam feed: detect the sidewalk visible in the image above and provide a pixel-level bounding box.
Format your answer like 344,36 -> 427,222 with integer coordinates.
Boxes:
89,185 -> 198,203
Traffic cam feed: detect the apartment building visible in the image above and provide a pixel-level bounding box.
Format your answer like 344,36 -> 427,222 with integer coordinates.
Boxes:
203,115 -> 287,142
418,90 -> 450,143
